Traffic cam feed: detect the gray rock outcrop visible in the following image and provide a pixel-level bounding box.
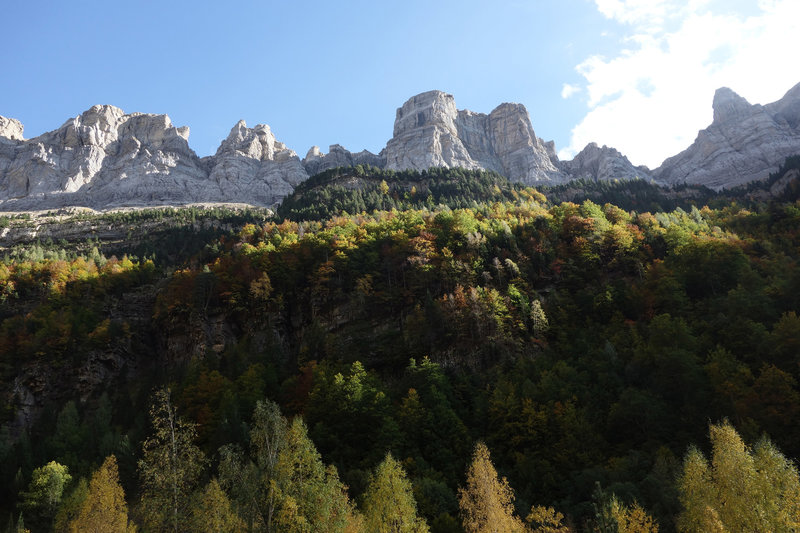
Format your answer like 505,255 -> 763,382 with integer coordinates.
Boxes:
0,107 -> 310,210
656,84 -> 800,189
0,117 -> 24,141
382,91 -> 565,184
562,142 -> 652,182
302,144 -> 384,176
206,120 -> 307,206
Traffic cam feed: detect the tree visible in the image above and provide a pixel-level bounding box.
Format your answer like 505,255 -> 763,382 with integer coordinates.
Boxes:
188,479 -> 245,533
219,399 -> 287,532
273,417 -> 356,533
54,478 -> 88,533
69,455 -> 136,533
526,505 -> 570,533
19,460 -> 71,531
362,453 -> 429,533
458,442 -> 524,533
677,420 -> 800,532
138,388 -> 206,533
220,400 -> 359,533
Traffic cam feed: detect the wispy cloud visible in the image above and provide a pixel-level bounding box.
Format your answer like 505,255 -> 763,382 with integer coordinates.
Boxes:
559,0 -> 800,168
561,83 -> 581,99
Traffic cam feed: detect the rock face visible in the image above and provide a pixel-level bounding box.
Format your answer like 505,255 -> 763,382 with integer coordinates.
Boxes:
0,107 -> 312,210
382,91 -> 565,184
562,142 -> 652,182
206,121 -> 307,206
656,84 -> 800,189
0,117 -> 24,141
3,83 -> 800,209
0,106 -> 213,209
302,144 -> 384,176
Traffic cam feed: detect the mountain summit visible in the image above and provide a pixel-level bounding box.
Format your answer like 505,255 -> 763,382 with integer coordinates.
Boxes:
1,83 -> 799,209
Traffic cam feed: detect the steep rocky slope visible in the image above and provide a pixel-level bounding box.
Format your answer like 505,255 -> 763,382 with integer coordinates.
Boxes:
656,83 -> 800,189
382,91 -> 565,184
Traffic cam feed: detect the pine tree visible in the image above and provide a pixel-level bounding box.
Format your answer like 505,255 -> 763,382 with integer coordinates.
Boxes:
362,453 -> 429,533
458,442 -> 525,533
69,455 -> 136,533
138,388 -> 206,533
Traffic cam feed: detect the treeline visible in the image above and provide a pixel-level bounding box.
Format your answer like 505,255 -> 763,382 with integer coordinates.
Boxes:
277,166 -> 541,221
16,386 -> 800,532
1,170 -> 800,530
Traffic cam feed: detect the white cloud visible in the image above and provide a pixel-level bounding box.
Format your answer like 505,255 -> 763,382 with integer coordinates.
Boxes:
560,0 -> 800,168
561,83 -> 581,99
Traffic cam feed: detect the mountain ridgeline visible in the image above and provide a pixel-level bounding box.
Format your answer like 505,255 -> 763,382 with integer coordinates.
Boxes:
2,82 -> 800,211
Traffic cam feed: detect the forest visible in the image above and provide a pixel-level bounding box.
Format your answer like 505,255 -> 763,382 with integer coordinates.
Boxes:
1,161 -> 800,532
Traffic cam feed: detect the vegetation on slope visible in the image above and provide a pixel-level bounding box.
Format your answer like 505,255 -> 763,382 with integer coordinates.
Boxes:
1,162 -> 800,531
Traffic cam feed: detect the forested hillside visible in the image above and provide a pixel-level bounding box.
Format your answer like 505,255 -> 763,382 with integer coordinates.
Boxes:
2,162 -> 800,532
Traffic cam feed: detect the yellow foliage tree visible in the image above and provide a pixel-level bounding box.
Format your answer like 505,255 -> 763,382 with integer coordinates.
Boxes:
69,455 -> 136,533
189,479 -> 245,533
458,442 -> 525,533
677,420 -> 800,532
526,505 -> 570,533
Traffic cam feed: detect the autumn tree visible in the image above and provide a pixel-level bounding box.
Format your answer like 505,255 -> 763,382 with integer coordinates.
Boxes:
188,479 -> 245,533
138,388 -> 206,533
362,452 -> 429,533
458,442 -> 525,533
526,505 -> 570,533
69,455 -> 136,533
677,420 -> 800,532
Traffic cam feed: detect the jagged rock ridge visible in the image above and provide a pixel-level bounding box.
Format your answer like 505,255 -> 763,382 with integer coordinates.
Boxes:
2,82 -> 800,209
656,83 -> 800,189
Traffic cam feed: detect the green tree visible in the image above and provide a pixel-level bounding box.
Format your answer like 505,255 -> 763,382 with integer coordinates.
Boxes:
219,399 -> 287,532
53,478 -> 88,533
677,420 -> 800,532
138,388 -> 206,533
221,401 -> 357,533
19,460 -> 71,531
458,442 -> 524,533
362,453 -> 429,533
69,455 -> 136,533
188,479 -> 245,533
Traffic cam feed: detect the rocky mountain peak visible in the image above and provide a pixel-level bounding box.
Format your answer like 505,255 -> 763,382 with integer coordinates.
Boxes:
392,90 -> 459,137
657,84 -> 800,189
712,87 -> 753,123
563,142 -> 652,182
0,116 -> 24,140
383,91 -> 564,184
767,81 -> 800,129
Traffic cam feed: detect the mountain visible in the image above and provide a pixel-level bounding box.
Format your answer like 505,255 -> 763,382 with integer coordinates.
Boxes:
381,90 -> 564,184
656,83 -> 800,189
2,83 -> 800,210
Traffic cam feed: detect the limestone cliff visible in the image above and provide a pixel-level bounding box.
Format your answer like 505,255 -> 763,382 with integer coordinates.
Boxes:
381,91 -> 565,184
563,142 -> 652,182
656,84 -> 800,189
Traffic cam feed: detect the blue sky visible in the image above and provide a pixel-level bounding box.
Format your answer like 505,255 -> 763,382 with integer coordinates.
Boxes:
3,0 -> 798,168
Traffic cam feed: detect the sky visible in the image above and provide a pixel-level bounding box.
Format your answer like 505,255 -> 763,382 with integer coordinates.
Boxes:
2,0 -> 798,169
